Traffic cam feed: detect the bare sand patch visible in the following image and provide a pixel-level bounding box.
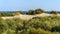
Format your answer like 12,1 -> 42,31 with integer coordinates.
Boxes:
1,13 -> 60,20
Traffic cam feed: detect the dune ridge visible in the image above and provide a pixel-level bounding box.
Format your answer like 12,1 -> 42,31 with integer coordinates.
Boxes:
1,13 -> 60,20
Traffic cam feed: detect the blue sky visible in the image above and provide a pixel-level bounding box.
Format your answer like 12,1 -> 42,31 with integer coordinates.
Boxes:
0,0 -> 60,11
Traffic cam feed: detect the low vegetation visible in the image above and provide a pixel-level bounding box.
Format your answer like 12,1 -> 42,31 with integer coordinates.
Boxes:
0,11 -> 23,17
0,16 -> 60,34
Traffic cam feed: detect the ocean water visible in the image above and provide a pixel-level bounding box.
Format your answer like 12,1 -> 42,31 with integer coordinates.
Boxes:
0,11 -> 60,14
23,11 -> 51,14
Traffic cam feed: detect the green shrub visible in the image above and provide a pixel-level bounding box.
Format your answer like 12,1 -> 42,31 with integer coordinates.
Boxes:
27,8 -> 45,15
50,10 -> 57,15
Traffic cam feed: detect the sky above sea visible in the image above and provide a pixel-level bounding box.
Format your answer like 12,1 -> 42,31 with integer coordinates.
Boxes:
0,0 -> 60,11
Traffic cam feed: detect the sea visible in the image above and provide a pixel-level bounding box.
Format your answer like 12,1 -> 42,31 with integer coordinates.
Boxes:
0,11 -> 60,14
22,11 -> 60,14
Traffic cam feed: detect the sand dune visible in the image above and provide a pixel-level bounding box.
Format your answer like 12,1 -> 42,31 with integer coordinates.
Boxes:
1,13 -> 60,20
